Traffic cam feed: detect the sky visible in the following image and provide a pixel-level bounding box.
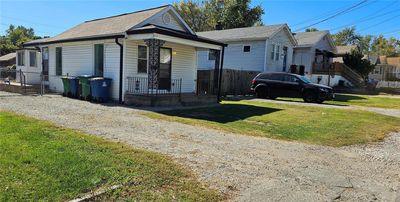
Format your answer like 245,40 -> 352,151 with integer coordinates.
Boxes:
0,0 -> 399,39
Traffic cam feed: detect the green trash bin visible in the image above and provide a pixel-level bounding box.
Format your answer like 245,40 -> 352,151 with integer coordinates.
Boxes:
61,76 -> 70,96
78,75 -> 95,100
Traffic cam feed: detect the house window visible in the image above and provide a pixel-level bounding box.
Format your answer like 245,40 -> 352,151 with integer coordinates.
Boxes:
94,44 -> 104,76
56,47 -> 62,76
208,50 -> 217,60
17,51 -> 25,66
271,44 -> 275,60
29,51 -> 37,67
243,45 -> 251,52
275,45 -> 280,61
138,45 -> 148,73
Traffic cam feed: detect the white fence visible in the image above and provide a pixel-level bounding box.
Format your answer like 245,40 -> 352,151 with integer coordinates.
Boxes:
376,81 -> 400,88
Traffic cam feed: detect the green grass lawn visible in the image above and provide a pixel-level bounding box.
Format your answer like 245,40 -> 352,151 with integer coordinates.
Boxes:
142,100 -> 400,147
0,111 -> 220,201
277,94 -> 400,109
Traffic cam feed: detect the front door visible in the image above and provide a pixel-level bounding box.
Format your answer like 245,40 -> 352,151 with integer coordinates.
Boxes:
42,47 -> 49,81
158,48 -> 172,90
282,46 -> 288,72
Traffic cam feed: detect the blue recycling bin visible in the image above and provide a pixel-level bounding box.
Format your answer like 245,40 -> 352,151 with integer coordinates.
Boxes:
89,77 -> 112,102
68,77 -> 80,98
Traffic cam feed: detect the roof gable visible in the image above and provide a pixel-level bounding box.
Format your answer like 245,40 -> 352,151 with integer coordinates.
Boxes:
294,31 -> 336,51
269,25 -> 297,46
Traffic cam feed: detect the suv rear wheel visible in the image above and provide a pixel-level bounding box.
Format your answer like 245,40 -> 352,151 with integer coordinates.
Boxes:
256,87 -> 267,98
303,91 -> 317,103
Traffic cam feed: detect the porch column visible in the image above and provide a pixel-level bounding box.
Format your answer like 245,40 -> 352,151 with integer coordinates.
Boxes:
144,39 -> 165,90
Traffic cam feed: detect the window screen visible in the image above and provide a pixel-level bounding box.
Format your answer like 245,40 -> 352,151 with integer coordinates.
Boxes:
138,46 -> 148,73
94,44 -> 104,76
56,47 -> 62,76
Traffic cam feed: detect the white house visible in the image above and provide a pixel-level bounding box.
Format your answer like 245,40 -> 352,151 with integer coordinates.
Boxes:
196,24 -> 297,73
292,31 -> 359,87
17,5 -> 225,105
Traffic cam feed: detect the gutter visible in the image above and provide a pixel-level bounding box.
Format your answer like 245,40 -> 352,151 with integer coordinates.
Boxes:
23,34 -> 125,47
115,37 -> 124,104
217,46 -> 225,102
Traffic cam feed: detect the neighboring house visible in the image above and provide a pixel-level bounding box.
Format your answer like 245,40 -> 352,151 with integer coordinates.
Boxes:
370,56 -> 400,81
293,31 -> 336,75
0,53 -> 16,67
17,5 -> 225,105
196,24 -> 297,73
291,31 -> 352,86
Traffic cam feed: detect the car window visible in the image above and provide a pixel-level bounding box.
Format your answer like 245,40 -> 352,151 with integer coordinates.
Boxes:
270,74 -> 284,81
258,74 -> 271,79
284,75 -> 300,83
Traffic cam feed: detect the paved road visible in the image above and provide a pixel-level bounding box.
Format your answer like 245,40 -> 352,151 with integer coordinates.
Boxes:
0,92 -> 399,201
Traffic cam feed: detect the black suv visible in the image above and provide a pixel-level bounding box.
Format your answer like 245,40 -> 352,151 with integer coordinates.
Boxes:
251,72 -> 334,103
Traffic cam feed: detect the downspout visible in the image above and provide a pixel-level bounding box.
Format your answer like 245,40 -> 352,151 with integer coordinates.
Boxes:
217,46 -> 225,102
115,38 -> 124,104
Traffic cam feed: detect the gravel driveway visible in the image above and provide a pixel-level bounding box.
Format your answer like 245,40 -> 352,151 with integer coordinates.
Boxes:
1,91 -> 399,201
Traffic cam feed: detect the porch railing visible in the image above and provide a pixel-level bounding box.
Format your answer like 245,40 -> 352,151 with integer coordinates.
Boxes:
126,77 -> 182,96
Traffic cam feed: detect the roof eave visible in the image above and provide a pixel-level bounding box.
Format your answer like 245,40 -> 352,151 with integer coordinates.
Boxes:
23,33 -> 125,47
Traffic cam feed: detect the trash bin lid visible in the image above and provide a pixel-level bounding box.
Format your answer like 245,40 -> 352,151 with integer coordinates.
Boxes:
79,75 -> 94,78
89,77 -> 112,81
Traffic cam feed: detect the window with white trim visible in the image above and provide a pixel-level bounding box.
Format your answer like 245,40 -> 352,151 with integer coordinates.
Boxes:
29,51 -> 37,67
275,45 -> 280,61
270,44 -> 275,60
17,51 -> 25,66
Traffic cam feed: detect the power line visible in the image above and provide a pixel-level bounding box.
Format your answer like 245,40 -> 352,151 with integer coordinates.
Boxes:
330,0 -> 400,31
358,13 -> 400,32
291,2 -> 363,26
294,0 -> 371,32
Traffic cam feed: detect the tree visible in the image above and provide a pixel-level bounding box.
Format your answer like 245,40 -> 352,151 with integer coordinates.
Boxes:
343,49 -> 375,81
370,35 -> 399,57
219,0 -> 264,30
359,35 -> 372,55
173,0 -> 264,32
172,0 -> 213,32
305,28 -> 318,32
0,24 -> 42,55
332,26 -> 362,46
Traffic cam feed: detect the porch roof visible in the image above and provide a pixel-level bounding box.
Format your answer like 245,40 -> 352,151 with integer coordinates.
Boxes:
127,25 -> 226,49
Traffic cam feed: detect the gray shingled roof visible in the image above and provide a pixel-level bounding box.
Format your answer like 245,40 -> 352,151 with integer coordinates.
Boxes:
197,24 -> 286,42
336,45 -> 358,54
24,5 -> 169,46
293,31 -> 329,47
0,53 -> 16,61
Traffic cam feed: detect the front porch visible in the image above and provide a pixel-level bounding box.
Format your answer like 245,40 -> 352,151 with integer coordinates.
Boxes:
122,28 -> 224,106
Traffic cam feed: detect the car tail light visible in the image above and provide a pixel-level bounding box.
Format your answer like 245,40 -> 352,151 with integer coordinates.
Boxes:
251,79 -> 256,84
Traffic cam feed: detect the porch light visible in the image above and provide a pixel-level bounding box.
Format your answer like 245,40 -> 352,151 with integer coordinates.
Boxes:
172,51 -> 177,55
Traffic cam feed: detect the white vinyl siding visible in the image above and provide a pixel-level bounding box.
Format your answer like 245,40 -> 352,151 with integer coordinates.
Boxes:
266,28 -> 295,72
46,39 -> 120,100
222,41 -> 266,72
